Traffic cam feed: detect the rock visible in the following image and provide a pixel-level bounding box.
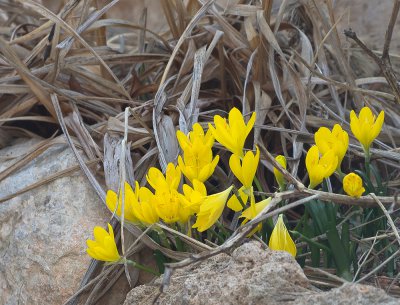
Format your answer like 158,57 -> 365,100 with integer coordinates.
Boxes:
123,241 -> 314,305
296,283 -> 400,305
123,241 -> 400,305
0,138 -> 108,305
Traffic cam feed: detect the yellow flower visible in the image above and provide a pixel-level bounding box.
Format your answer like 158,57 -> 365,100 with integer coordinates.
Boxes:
240,192 -> 271,236
229,147 -> 260,188
273,155 -> 287,190
86,223 -> 121,262
177,122 -> 214,152
178,180 -> 207,214
193,186 -> 233,232
306,146 -> 338,189
268,215 -> 297,257
106,182 -> 139,223
315,124 -> 349,171
350,106 -> 384,152
152,186 -> 186,224
209,107 -> 256,157
227,186 -> 249,212
343,173 -> 365,198
177,123 -> 219,183
132,181 -> 159,225
147,163 -> 181,191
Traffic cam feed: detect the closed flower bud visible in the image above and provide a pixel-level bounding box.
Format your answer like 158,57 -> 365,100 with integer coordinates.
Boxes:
273,155 -> 287,191
269,215 -> 297,257
343,173 -> 365,198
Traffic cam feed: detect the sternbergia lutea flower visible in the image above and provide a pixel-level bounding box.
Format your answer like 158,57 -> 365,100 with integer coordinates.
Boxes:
192,186 -> 233,232
209,107 -> 256,157
227,147 -> 259,211
240,191 -> 271,236
350,106 -> 384,153
178,180 -> 207,214
343,173 -> 365,198
315,124 -> 349,171
177,123 -> 219,183
229,147 -> 260,188
147,163 -> 181,191
306,146 -> 338,189
86,223 -> 121,262
273,155 -> 287,191
268,215 -> 297,257
147,163 -> 191,224
106,182 -> 139,223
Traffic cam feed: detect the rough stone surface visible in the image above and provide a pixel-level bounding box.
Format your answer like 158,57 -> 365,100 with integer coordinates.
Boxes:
0,139 -> 108,305
123,241 -> 400,305
296,283 -> 400,305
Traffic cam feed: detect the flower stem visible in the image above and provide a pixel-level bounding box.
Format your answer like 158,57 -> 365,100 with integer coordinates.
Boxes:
125,259 -> 160,276
364,148 -> 371,181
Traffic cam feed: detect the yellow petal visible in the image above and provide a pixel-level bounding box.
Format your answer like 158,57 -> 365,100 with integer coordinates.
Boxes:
268,215 -> 296,257
273,155 -> 287,189
193,186 -> 233,232
229,154 -> 244,185
343,173 -> 365,198
242,147 -> 259,188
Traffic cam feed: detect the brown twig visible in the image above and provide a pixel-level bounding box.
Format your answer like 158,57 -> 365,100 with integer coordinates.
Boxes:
344,28 -> 400,104
382,0 -> 400,60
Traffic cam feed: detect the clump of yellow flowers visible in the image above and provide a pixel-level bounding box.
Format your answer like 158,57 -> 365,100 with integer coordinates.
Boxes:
86,105 -> 385,273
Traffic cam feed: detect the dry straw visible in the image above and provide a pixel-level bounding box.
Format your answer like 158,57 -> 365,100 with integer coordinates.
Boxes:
0,0 -> 399,303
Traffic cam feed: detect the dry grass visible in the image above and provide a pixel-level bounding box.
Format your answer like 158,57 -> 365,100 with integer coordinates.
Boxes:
1,0 -> 400,303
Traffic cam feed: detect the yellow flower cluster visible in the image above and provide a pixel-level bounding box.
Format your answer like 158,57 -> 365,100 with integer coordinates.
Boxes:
305,106 -> 383,195
210,108 -> 295,255
86,105 -> 386,264
177,123 -> 219,183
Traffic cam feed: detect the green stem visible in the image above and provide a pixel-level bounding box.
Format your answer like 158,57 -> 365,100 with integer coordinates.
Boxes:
153,225 -> 172,249
253,177 -> 267,199
290,230 -> 331,253
125,259 -> 160,276
364,147 -> 371,181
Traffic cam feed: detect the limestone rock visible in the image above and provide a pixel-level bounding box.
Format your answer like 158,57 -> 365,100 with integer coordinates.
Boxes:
123,241 -> 314,305
123,241 -> 400,305
296,283 -> 400,305
0,139 -> 108,305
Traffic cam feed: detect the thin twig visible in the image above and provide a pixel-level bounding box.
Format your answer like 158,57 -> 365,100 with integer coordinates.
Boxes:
369,193 -> 400,247
343,28 -> 400,103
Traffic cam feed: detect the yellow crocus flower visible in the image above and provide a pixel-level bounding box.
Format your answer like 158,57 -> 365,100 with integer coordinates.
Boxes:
240,192 -> 271,236
177,123 -> 219,183
273,155 -> 287,191
147,163 -> 181,191
268,214 -> 297,257
178,151 -> 219,183
132,181 -> 159,225
229,147 -> 260,189
306,146 -> 338,189
178,180 -> 207,214
192,186 -> 233,232
151,186 -> 183,224
315,124 -> 349,171
227,186 -> 249,212
343,173 -> 365,198
176,122 -> 214,152
106,182 -> 140,223
209,107 -> 256,157
86,223 -> 121,262
350,106 -> 384,152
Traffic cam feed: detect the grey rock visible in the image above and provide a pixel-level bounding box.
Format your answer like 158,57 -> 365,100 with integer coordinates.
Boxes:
123,241 -> 400,305
296,283 -> 400,305
0,138 -> 108,305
